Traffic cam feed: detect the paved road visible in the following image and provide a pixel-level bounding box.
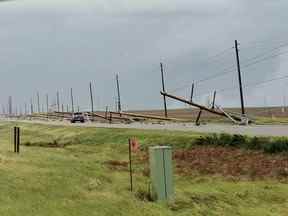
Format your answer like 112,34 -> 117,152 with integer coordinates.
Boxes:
6,119 -> 288,137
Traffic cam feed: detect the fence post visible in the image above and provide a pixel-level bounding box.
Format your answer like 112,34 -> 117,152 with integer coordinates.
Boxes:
13,127 -> 16,153
17,127 -> 20,153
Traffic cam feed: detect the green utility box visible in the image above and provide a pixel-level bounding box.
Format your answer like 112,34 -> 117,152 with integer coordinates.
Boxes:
149,146 -> 174,202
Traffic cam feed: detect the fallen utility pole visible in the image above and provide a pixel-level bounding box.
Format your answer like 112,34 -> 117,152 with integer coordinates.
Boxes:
112,111 -> 185,122
87,112 -> 107,120
109,112 -> 131,121
160,91 -> 242,122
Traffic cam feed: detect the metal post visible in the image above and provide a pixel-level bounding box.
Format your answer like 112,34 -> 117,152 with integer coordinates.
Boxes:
13,127 -> 17,153
160,63 -> 168,118
190,82 -> 194,102
70,88 -> 74,113
116,74 -> 122,113
235,40 -> 245,115
128,139 -> 133,192
16,127 -> 20,153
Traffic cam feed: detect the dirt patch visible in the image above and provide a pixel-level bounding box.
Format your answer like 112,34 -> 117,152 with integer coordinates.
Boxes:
134,146 -> 288,180
23,140 -> 67,148
174,147 -> 288,180
104,160 -> 128,171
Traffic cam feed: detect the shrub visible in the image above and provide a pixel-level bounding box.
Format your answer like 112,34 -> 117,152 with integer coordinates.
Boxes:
194,133 -> 288,154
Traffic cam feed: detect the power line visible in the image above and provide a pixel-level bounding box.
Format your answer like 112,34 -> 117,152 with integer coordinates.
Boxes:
168,47 -> 234,92
193,74 -> 288,100
171,43 -> 288,94
170,65 -> 235,94
241,49 -> 288,69
240,39 -> 288,50
240,42 -> 288,64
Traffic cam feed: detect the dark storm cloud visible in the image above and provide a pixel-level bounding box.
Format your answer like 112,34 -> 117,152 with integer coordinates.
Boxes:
0,0 -> 287,111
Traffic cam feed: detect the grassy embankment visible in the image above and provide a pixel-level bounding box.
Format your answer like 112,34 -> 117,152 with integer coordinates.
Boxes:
0,122 -> 288,216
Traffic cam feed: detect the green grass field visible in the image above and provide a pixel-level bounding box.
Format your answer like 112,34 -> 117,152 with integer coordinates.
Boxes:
0,122 -> 288,216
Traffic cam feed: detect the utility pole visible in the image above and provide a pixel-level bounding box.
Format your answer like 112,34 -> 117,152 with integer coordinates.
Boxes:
235,40 -> 245,116
212,91 -> 217,109
62,104 -> 64,113
2,105 -> 5,115
105,106 -> 108,119
190,82 -> 194,102
30,98 -> 34,114
37,92 -> 40,113
282,95 -> 286,113
116,74 -> 122,113
56,91 -> 60,112
89,82 -> 94,114
70,88 -> 74,113
8,96 -> 12,116
24,103 -> 27,116
160,62 -> 168,117
46,94 -> 49,113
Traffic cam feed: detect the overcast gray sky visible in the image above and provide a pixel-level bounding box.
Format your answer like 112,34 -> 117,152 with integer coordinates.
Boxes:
0,0 -> 288,112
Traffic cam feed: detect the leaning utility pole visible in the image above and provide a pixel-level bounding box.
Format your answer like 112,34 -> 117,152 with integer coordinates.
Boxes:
235,40 -> 245,116
70,88 -> 74,113
190,82 -> 195,102
89,82 -> 94,114
116,74 -> 122,113
160,62 -> 168,117
212,91 -> 217,109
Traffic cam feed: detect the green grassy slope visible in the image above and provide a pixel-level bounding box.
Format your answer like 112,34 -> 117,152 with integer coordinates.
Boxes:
0,122 -> 287,216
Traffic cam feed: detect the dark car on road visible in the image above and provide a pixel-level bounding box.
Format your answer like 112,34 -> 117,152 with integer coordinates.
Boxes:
70,112 -> 85,123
